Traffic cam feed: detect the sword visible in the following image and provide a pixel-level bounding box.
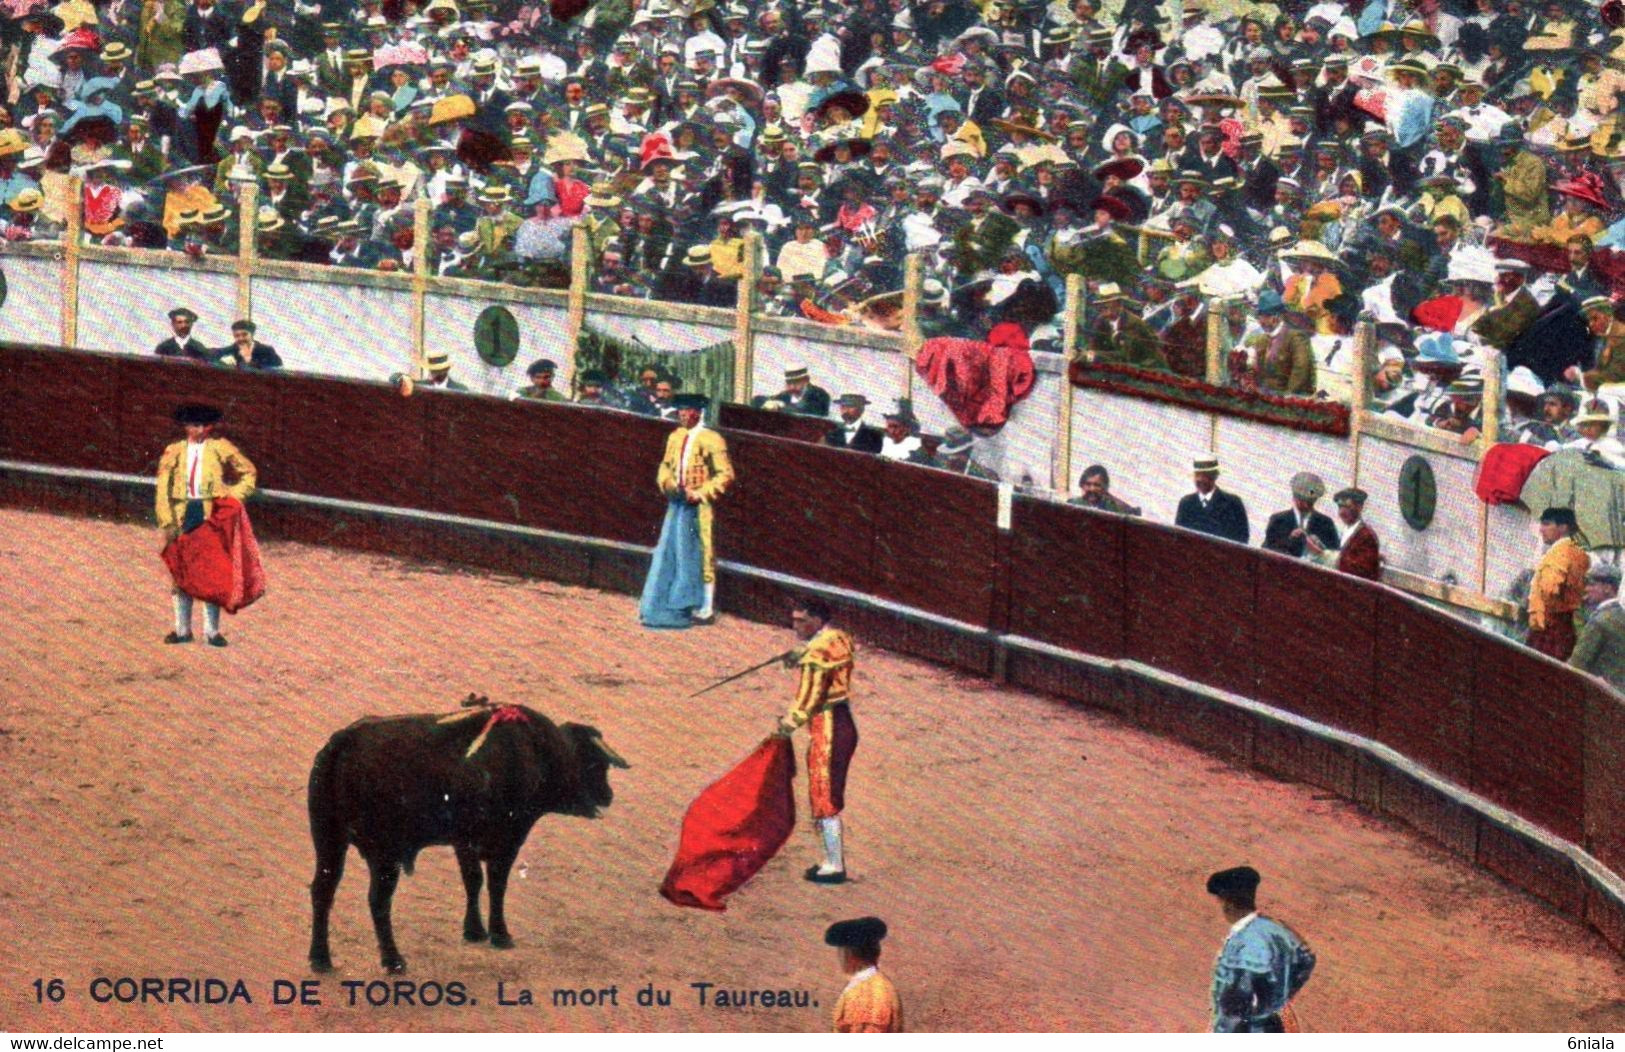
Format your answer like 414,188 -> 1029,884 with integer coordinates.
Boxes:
688,649 -> 797,698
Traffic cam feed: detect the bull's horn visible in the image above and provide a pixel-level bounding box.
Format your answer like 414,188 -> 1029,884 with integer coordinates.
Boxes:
589,729 -> 631,769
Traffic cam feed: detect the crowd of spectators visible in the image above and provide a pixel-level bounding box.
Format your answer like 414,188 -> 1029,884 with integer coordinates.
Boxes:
16,0 -> 1625,444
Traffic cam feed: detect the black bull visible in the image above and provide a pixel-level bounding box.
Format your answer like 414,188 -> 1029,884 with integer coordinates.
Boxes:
306,704 -> 629,973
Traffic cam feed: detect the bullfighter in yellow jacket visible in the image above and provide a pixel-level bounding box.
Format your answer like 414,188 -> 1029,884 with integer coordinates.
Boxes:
155,403 -> 257,646
652,393 -> 733,623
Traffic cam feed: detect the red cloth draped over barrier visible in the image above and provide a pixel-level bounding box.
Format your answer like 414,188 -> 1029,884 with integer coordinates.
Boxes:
1476,443 -> 1552,505
914,322 -> 1036,430
160,497 -> 267,613
659,736 -> 796,911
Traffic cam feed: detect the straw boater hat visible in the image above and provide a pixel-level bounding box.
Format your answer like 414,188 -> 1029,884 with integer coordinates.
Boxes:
477,184 -> 512,204
584,181 -> 621,208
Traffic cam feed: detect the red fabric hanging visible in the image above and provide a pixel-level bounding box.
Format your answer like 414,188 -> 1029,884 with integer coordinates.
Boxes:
914,322 -> 1037,430
1475,443 -> 1552,505
659,737 -> 797,912
161,497 -> 267,614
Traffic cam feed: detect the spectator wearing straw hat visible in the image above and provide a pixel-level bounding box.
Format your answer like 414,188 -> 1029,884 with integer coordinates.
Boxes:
1175,454 -> 1250,544
758,365 -> 832,417
1528,507 -> 1590,660
930,425 -> 999,480
1565,398 -> 1625,469
1087,283 -> 1168,370
1580,296 -> 1625,389
393,348 -> 468,393
1263,472 -> 1340,559
474,183 -> 522,255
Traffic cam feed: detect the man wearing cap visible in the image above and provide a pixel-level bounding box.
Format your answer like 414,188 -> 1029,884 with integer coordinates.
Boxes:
214,319 -> 282,370
824,394 -> 884,453
773,596 -> 860,883
1246,289 -> 1315,395
823,917 -> 903,1032
1314,487 -> 1381,579
929,425 -> 999,479
155,307 -> 210,360
1206,866 -> 1316,1033
1570,563 -> 1625,690
1528,507 -> 1591,660
515,358 -> 568,402
1175,455 -> 1250,544
655,393 -> 733,624
155,403 -> 258,647
758,366 -> 832,417
878,401 -> 923,462
1263,472 -> 1340,559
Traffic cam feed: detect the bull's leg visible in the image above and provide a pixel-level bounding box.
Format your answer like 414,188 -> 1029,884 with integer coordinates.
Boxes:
454,844 -> 486,943
308,838 -> 347,973
365,857 -> 407,973
485,844 -> 521,950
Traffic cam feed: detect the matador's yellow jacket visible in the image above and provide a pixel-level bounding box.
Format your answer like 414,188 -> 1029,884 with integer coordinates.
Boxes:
155,437 -> 258,535
1529,536 -> 1589,632
657,423 -> 733,582
783,626 -> 854,730
833,967 -> 903,1033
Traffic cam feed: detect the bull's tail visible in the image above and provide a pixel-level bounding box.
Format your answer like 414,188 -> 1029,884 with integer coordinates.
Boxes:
307,734 -> 348,864
307,733 -> 351,972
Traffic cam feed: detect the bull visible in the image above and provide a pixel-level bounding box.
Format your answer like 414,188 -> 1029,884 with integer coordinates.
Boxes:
306,696 -> 629,973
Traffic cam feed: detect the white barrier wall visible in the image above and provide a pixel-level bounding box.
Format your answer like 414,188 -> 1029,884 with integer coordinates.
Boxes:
588,303 -> 733,356
424,292 -> 571,399
79,261 -> 237,355
0,253 -> 63,345
1354,437 -> 1483,586
1070,384 -> 1218,525
1215,418 -> 1356,540
252,277 -> 415,381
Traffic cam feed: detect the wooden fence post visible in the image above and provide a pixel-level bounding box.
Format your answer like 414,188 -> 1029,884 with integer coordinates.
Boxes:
733,231 -> 759,403
1054,273 -> 1084,497
1205,302 -> 1225,385
901,253 -> 923,401
235,181 -> 257,322
410,195 -> 431,376
566,223 -> 590,373
60,176 -> 83,347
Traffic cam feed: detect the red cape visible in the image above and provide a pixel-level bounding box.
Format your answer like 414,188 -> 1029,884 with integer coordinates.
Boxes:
914,322 -> 1037,431
659,736 -> 796,911
160,497 -> 267,614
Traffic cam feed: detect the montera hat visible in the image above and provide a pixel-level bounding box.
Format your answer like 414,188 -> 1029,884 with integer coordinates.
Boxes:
824,917 -> 888,948
173,403 -> 223,425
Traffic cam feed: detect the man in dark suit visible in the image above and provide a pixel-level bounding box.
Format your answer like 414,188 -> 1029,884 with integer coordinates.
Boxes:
825,394 -> 885,453
214,319 -> 283,369
1174,455 -> 1250,544
155,307 -> 211,359
1262,472 -> 1340,559
757,365 -> 832,417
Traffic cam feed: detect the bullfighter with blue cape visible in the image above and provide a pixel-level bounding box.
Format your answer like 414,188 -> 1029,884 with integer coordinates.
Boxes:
640,393 -> 734,628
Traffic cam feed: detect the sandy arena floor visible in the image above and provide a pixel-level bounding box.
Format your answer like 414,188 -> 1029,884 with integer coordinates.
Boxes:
1,507 -> 1622,1033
